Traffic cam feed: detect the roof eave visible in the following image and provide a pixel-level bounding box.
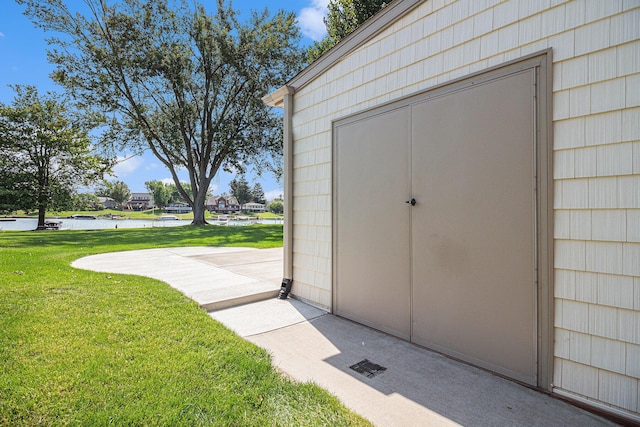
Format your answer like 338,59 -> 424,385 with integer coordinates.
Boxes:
262,0 -> 425,107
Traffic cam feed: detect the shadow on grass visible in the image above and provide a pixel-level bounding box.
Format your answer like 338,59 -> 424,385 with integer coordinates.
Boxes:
0,224 -> 284,251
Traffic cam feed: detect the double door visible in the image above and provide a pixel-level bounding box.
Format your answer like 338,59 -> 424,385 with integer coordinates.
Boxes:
334,69 -> 538,385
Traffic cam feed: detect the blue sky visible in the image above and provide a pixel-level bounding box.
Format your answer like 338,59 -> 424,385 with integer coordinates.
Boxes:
0,0 -> 329,199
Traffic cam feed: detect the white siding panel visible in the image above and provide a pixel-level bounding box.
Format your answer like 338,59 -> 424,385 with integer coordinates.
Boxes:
598,143 -> 634,176
585,111 -> 623,147
561,179 -> 589,208
591,336 -> 627,374
619,310 -> 640,345
569,86 -> 591,117
627,73 -> 640,108
599,370 -> 639,412
591,210 -> 627,241
562,299 -> 590,333
618,41 -> 640,77
548,30 -> 576,61
492,0 -> 519,29
585,0 -> 623,23
518,13 -> 542,45
619,175 -> 640,208
555,239 -> 586,271
589,177 -> 618,209
554,117 -> 585,150
562,55 -> 588,89
554,149 -> 574,178
589,304 -> 619,339
576,271 -> 598,303
585,241 -> 624,275
554,210 -> 570,238
555,327 -> 571,359
554,89 -> 570,120
560,359 -> 599,399
564,0 -> 587,29
628,343 -> 640,379
498,23 -> 520,52
571,209 -> 592,240
597,273 -> 635,310
623,243 -> 640,276
590,77 -> 626,114
628,210 -> 640,242
610,8 -> 640,46
473,8 -> 493,37
575,18 -> 611,56
570,331 -> 592,365
555,268 -> 576,299
589,48 -> 618,83
574,147 -> 597,178
540,4 -> 566,38
623,108 -> 640,143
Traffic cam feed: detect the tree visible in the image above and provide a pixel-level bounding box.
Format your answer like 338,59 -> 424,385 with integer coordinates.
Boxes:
96,180 -> 131,208
167,182 -> 193,204
0,85 -> 110,229
20,0 -> 304,225
108,181 -> 131,208
306,0 -> 388,62
268,200 -> 283,214
72,193 -> 100,210
145,180 -> 172,209
229,176 -> 252,206
251,183 -> 266,205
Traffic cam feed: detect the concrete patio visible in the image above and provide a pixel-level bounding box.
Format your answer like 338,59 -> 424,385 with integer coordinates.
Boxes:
72,247 -> 617,426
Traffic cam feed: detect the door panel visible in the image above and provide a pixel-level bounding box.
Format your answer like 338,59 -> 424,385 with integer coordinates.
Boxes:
335,108 -> 411,339
410,71 -> 537,384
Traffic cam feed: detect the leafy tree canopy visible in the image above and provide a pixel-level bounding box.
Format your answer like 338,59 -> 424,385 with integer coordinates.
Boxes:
306,0 -> 388,63
229,175 -> 252,206
145,180 -> 172,209
0,85 -> 111,229
19,0 -> 304,224
95,180 -> 131,207
251,182 -> 266,205
268,200 -> 283,214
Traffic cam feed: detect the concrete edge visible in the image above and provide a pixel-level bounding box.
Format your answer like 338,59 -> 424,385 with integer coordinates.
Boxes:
201,289 -> 281,312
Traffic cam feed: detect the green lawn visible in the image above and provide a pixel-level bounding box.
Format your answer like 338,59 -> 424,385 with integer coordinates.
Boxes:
0,226 -> 370,426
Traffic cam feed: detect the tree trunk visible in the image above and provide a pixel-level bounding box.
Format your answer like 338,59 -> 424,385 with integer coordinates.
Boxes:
35,205 -> 47,230
191,187 -> 209,225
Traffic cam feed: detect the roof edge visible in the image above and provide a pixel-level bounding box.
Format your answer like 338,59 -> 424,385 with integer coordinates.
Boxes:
263,0 -> 425,107
262,85 -> 294,108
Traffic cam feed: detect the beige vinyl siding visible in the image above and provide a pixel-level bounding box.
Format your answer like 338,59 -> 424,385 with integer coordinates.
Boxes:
288,0 -> 639,417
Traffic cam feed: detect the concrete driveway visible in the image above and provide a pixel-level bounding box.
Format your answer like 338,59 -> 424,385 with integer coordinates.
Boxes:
72,247 -> 616,426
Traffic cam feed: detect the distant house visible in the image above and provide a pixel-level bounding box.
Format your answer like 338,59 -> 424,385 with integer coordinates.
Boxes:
96,196 -> 116,209
209,196 -> 240,214
163,202 -> 192,214
242,202 -> 265,213
126,193 -> 154,210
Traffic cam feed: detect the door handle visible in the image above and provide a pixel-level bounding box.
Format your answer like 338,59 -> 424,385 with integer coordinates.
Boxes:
406,198 -> 416,206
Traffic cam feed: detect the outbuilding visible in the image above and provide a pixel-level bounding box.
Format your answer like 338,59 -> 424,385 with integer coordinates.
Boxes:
263,0 -> 639,422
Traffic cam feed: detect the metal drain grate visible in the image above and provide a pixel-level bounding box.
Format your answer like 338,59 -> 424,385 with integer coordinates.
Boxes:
349,359 -> 387,378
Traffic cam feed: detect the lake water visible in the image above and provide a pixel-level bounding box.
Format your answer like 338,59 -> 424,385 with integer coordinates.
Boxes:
0,217 -> 283,231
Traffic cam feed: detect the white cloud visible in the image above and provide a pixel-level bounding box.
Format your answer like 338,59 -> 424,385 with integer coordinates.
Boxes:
0,32 -> 5,38
112,155 -> 143,177
298,0 -> 329,41
161,177 -> 174,186
265,189 -> 284,201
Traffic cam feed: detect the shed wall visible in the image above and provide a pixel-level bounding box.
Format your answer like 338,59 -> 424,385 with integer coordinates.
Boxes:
288,0 -> 640,417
